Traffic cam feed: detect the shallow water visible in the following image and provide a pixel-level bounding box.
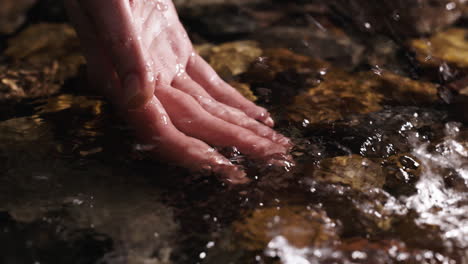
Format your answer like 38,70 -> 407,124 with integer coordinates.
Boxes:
2,1 -> 468,263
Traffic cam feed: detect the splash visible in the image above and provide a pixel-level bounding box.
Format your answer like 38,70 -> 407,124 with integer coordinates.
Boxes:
406,122 -> 468,250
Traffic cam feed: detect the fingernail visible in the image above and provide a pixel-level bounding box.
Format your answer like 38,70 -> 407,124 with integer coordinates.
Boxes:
124,74 -> 146,109
265,117 -> 275,127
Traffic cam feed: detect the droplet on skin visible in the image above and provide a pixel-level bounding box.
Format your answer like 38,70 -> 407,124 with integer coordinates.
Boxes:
175,63 -> 186,77
155,1 -> 168,12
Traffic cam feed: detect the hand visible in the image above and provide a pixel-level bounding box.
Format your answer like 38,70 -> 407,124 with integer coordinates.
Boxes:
65,0 -> 292,183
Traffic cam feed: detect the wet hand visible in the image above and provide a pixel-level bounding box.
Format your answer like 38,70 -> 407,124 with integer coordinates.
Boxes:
65,0 -> 292,183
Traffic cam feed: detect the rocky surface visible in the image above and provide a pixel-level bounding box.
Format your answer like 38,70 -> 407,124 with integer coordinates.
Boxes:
329,0 -> 467,37
0,0 -> 36,34
233,206 -> 339,250
1,23 -> 84,102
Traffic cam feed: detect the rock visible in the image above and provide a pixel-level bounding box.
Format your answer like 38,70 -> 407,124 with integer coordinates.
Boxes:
241,48 -> 331,105
309,155 -> 386,191
233,206 -> 338,250
287,70 -> 438,125
0,63 -> 61,101
305,107 -> 448,158
174,0 -> 265,8
6,23 -> 85,82
179,4 -> 259,39
329,0 -> 465,37
1,23 -> 85,102
253,25 -> 364,69
313,184 -> 407,235
382,154 -> 421,196
0,0 -> 36,34
336,238 -> 453,264
196,41 -> 262,81
410,28 -> 468,79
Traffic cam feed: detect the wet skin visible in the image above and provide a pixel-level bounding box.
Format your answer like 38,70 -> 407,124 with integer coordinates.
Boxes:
64,0 -> 292,183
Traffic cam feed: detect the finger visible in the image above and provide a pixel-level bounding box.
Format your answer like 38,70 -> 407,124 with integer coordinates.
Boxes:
126,96 -> 248,184
156,86 -> 288,158
64,0 -> 121,102
187,54 -> 275,127
78,0 -> 156,108
172,77 -> 292,149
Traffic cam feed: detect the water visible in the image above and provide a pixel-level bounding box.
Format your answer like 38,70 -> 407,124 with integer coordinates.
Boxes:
2,0 -> 468,263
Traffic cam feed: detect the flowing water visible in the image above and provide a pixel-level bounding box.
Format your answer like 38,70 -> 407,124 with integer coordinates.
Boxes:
1,1 -> 468,263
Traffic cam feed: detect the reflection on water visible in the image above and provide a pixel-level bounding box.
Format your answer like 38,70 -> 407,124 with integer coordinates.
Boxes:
2,0 -> 468,264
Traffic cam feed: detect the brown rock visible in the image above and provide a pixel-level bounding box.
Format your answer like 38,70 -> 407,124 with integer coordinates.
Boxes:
410,28 -> 468,74
0,63 -> 61,101
253,25 -> 364,69
310,155 -> 386,191
0,0 -> 36,34
330,0 -> 465,37
195,41 -> 262,80
1,23 -> 85,101
383,154 -> 422,196
233,206 -> 338,250
288,70 -> 438,124
6,23 -> 85,81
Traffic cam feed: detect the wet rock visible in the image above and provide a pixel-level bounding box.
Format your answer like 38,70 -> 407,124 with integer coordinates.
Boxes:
312,184 -> 407,236
0,63 -> 62,101
410,28 -> 468,80
174,0 -> 265,8
0,0 -> 36,34
1,23 -> 84,102
245,48 -> 330,83
6,23 -> 85,82
232,206 -> 339,250
287,71 -> 439,125
241,48 -> 331,105
253,25 -> 365,69
0,212 -> 113,264
308,155 -> 386,191
196,41 -> 262,80
305,107 -> 448,159
330,0 -> 466,37
382,154 -> 422,196
179,4 -> 258,40
336,238 -> 454,264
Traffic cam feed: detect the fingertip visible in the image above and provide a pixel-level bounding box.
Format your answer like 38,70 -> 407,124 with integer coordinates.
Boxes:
264,116 -> 275,127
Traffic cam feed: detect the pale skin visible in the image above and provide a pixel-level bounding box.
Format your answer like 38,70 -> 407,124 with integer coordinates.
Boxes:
65,0 -> 292,183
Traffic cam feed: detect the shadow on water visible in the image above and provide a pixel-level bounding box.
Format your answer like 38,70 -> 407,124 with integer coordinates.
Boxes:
1,0 -> 468,263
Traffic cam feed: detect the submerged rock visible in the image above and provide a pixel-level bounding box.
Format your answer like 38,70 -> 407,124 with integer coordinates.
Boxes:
233,206 -> 339,250
196,41 -> 262,80
330,0 -> 465,37
288,71 -> 439,125
0,0 -> 36,34
410,28 -> 468,80
305,107 -> 448,159
0,63 -> 62,101
308,155 -> 385,191
6,23 -> 85,82
254,23 -> 365,70
1,23 -> 84,102
382,153 -> 422,196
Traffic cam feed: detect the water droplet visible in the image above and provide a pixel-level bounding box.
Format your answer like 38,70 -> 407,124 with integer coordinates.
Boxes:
175,63 -> 186,77
155,1 -> 168,12
446,2 -> 457,10
206,241 -> 215,248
